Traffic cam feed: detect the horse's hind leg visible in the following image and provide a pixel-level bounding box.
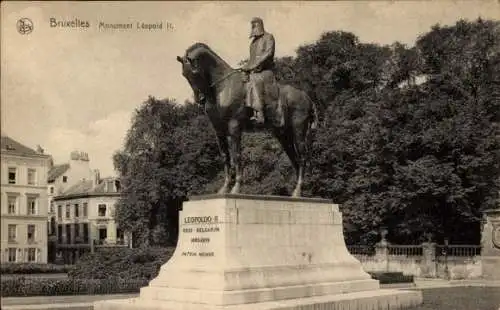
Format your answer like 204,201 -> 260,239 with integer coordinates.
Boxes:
273,128 -> 299,174
292,120 -> 308,197
216,132 -> 231,194
228,119 -> 243,194
273,128 -> 300,197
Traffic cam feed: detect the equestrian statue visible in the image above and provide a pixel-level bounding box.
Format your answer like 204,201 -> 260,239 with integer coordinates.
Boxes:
176,17 -> 319,197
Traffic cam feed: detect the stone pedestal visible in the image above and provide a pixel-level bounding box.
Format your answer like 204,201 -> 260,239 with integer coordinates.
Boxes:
95,194 -> 422,310
481,208 -> 500,280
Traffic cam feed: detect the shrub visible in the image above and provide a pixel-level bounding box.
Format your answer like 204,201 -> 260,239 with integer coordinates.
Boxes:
0,277 -> 148,297
68,247 -> 175,280
0,263 -> 72,274
368,271 -> 414,284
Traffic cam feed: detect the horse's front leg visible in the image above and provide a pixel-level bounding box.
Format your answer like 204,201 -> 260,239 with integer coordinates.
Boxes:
292,164 -> 304,197
228,119 -> 242,194
216,132 -> 232,194
292,125 -> 307,198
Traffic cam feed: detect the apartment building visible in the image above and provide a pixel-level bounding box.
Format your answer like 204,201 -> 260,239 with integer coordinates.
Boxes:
52,172 -> 126,264
0,136 -> 51,263
47,151 -> 93,234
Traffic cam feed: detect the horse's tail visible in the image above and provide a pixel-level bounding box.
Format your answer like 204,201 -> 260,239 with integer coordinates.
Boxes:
305,93 -> 320,130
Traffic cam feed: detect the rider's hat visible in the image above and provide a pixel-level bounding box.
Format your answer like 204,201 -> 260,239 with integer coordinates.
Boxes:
251,17 -> 264,24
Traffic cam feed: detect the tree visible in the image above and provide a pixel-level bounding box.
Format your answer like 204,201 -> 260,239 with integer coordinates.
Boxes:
113,97 -> 220,246
284,19 -> 499,244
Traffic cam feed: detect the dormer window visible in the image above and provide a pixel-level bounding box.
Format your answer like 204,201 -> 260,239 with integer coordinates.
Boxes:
106,180 -> 115,192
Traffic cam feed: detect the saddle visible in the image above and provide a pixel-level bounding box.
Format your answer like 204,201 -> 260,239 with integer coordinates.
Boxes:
244,73 -> 285,128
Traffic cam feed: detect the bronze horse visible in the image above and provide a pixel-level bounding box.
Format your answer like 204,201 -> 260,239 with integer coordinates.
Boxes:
176,43 -> 318,197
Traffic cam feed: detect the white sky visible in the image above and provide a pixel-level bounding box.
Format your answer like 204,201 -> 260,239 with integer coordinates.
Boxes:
2,1 -> 499,176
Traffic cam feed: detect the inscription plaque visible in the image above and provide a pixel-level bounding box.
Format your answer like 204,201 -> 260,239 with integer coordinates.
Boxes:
181,214 -> 221,257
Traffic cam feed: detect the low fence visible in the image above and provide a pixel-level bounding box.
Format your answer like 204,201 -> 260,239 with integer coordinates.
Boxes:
347,243 -> 482,279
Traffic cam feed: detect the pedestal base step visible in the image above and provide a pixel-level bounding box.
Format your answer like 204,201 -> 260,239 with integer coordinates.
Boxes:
94,289 -> 423,310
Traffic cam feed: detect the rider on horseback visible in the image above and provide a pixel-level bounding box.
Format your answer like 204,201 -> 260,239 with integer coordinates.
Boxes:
241,17 -> 277,125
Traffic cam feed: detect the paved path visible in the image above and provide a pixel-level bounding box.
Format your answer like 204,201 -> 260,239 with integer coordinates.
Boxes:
1,294 -> 136,309
414,278 -> 500,288
1,294 -> 137,306
2,280 -> 500,310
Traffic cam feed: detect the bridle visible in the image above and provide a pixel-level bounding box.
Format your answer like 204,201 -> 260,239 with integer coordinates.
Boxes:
209,69 -> 244,88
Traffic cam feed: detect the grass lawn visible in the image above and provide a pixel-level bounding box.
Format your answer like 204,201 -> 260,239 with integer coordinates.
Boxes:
411,287 -> 500,310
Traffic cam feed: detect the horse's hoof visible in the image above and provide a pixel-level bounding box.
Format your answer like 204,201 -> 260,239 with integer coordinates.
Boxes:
230,184 -> 241,194
217,187 -> 228,195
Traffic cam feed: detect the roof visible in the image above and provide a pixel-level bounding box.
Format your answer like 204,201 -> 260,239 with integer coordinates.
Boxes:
62,180 -> 94,196
53,177 -> 121,200
48,164 -> 70,183
92,177 -> 120,194
1,136 -> 47,158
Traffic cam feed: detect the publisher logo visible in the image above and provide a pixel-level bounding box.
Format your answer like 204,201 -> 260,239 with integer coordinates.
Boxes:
17,18 -> 33,35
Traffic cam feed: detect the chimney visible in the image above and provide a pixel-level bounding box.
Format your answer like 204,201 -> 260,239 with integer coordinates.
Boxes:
92,169 -> 100,188
36,145 -> 44,154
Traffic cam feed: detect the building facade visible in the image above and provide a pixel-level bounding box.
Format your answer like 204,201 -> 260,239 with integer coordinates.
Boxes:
52,174 -> 126,264
0,136 -> 51,263
47,151 -> 94,234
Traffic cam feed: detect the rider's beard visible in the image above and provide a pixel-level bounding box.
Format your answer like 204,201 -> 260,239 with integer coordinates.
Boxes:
250,25 -> 264,38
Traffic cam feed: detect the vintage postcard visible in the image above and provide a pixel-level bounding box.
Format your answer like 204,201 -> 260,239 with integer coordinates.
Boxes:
1,1 -> 499,309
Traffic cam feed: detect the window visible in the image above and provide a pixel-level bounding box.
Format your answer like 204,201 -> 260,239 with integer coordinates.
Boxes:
50,187 -> 54,194
27,248 -> 36,262
62,176 -> 68,183
117,228 -> 124,244
98,228 -> 107,243
50,204 -> 55,214
74,204 -> 79,218
57,225 -> 63,243
50,218 -> 56,235
27,169 -> 36,185
83,223 -> 89,243
106,180 -> 115,192
66,224 -> 71,244
74,224 -> 80,238
98,204 -> 107,217
65,204 -> 70,218
8,248 -> 16,262
27,197 -> 37,215
8,167 -> 17,184
8,224 -> 16,242
27,225 -> 36,243
57,205 -> 62,219
7,195 -> 17,214
83,203 -> 88,217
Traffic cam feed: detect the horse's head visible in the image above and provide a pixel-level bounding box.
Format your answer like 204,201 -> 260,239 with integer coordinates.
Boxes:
176,53 -> 206,104
177,43 -> 231,103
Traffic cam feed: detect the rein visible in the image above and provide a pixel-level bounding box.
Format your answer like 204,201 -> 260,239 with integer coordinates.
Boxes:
209,69 -> 243,88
